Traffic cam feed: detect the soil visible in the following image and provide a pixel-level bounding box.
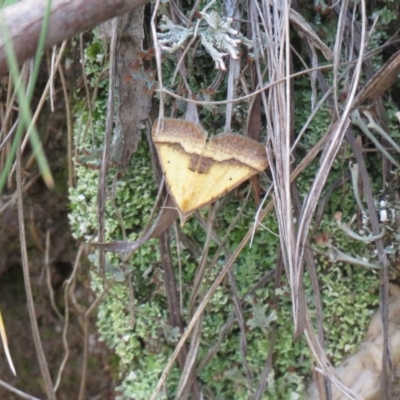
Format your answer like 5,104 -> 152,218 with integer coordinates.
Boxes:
0,96 -> 114,399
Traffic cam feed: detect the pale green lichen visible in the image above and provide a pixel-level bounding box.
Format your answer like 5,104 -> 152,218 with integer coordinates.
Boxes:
158,11 -> 253,70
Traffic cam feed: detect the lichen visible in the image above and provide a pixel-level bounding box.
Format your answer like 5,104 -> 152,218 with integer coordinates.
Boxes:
158,11 -> 253,71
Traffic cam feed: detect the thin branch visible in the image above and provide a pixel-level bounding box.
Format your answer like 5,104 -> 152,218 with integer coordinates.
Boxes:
0,0 -> 150,76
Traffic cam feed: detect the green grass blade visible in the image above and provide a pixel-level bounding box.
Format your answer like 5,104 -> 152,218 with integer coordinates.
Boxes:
0,0 -> 54,194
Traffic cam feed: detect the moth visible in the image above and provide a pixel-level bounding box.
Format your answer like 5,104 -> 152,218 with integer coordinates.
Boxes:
152,118 -> 268,223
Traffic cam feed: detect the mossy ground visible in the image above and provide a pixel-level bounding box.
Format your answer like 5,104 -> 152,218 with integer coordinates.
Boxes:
65,5 -> 400,399
69,105 -> 380,399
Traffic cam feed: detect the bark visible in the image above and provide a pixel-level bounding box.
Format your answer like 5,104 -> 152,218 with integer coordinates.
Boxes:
0,0 -> 150,76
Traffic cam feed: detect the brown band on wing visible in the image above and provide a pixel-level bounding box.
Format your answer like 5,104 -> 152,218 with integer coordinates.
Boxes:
207,134 -> 268,171
153,118 -> 268,172
152,118 -> 207,151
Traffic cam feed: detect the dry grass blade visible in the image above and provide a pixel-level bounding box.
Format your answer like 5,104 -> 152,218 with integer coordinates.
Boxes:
289,8 -> 333,61
354,49 -> 400,106
176,316 -> 203,399
0,308 -> 16,376
251,0 -> 374,398
262,0 -> 304,334
293,0 -> 369,397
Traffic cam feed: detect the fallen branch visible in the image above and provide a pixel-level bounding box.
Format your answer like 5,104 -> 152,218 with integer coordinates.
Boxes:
0,0 -> 150,76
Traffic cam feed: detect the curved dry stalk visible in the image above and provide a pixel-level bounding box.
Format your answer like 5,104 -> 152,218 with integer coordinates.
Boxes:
77,279 -> 114,400
44,229 -> 63,320
0,378 -> 41,400
54,244 -> 86,391
16,121 -> 56,399
159,63 -> 334,106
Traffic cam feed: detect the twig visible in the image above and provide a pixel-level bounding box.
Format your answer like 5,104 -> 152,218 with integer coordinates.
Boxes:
16,93 -> 56,398
0,379 -> 41,400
